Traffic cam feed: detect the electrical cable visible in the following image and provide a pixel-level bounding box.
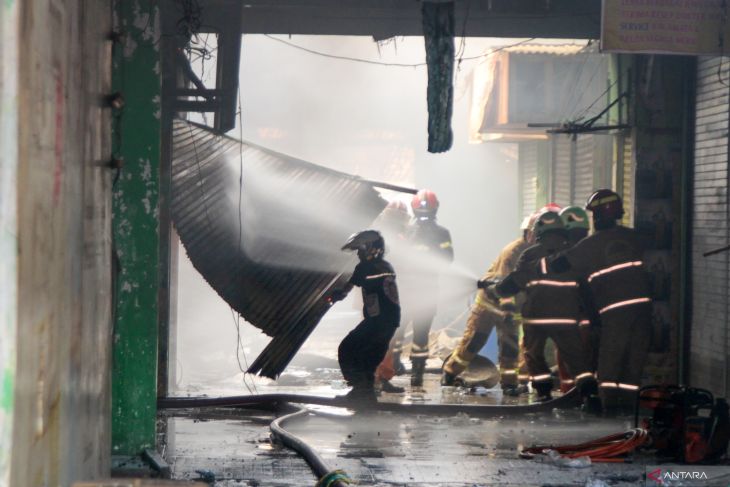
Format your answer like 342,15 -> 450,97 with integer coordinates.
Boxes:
557,42 -> 594,123
232,84 -> 258,395
564,58 -> 605,122
262,34 -> 536,68
571,77 -> 620,125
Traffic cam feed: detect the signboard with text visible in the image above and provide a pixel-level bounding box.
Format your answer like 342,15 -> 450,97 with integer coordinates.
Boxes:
602,0 -> 730,55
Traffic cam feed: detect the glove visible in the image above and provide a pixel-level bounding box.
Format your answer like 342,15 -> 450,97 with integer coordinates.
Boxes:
328,289 -> 348,303
484,284 -> 500,303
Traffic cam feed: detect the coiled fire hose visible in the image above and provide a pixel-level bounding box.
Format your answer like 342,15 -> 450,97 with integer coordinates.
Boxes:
522,428 -> 651,463
270,405 -> 353,487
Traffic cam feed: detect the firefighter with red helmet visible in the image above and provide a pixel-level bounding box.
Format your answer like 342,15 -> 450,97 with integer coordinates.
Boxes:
441,213 -> 535,392
396,189 -> 454,388
330,230 -> 401,402
492,210 -> 598,403
539,189 -> 652,413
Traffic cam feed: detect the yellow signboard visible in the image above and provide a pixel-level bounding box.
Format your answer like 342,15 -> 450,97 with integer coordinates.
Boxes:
602,0 -> 730,55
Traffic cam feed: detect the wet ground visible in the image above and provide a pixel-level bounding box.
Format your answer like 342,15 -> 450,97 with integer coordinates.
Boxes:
165,370 -> 654,486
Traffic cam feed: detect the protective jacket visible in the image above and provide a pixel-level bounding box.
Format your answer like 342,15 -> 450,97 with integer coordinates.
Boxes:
350,259 -> 401,326
406,218 -> 454,265
399,217 -> 453,306
481,237 -> 530,313
507,234 -> 583,326
543,225 -> 650,316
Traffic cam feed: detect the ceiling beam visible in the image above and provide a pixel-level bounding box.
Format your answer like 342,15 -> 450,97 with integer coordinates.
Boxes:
190,0 -> 601,39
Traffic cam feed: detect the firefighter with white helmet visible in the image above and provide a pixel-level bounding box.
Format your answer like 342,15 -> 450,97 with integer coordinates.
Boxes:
540,189 -> 652,413
492,210 -> 598,404
441,212 -> 535,392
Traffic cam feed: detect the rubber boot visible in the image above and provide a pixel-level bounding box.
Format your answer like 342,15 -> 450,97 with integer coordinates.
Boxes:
392,351 -> 406,376
582,395 -> 603,415
411,358 -> 426,388
380,379 -> 405,394
441,370 -> 458,386
534,382 -> 553,402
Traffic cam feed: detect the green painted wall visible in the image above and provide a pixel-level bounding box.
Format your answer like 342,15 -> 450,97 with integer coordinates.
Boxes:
111,0 -> 161,455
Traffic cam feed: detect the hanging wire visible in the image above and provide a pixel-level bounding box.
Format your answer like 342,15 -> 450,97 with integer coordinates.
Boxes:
572,78 -> 620,123
454,0 -> 472,75
565,56 -> 605,121
557,41 -> 594,123
263,34 -> 536,67
231,84 -> 258,394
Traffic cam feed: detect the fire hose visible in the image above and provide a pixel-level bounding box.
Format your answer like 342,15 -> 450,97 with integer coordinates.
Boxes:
159,390 -> 580,484
270,405 -> 352,487
522,428 -> 651,463
158,387 -> 580,416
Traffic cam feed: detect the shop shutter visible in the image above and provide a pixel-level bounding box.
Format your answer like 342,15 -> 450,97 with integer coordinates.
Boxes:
551,134 -> 572,207
573,134 -> 595,205
520,142 -> 538,218
691,56 -> 730,395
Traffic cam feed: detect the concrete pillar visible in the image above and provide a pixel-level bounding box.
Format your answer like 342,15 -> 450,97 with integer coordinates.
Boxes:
0,0 -> 19,485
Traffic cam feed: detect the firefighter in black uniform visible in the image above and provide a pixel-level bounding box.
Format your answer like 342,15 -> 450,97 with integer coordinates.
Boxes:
330,230 -> 401,402
397,189 -> 454,388
490,210 -> 598,405
538,190 -> 652,413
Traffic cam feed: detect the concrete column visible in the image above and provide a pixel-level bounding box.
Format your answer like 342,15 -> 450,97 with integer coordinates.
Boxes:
0,0 -> 19,485
111,0 -> 162,455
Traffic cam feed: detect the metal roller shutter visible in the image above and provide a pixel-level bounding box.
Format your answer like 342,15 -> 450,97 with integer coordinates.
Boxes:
520,142 -> 539,218
551,134 -> 572,207
573,134 -> 595,205
690,56 -> 730,395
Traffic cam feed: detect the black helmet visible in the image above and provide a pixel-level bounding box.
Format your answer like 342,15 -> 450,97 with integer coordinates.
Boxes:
342,229 -> 385,261
586,189 -> 624,221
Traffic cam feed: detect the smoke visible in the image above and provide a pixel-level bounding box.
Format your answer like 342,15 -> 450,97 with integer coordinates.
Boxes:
175,35 -> 525,393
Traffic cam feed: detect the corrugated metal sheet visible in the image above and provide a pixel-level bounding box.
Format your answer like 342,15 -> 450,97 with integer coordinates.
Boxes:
690,57 -> 730,396
500,43 -> 590,56
574,134 -> 594,205
551,134 -> 573,207
520,142 -> 538,218
171,120 -> 386,378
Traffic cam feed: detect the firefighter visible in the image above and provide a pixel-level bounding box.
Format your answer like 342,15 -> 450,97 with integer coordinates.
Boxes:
441,214 -> 535,393
330,230 -> 401,402
539,190 -> 652,413
397,189 -> 454,388
560,206 -> 590,246
559,206 -> 600,375
491,210 -> 597,404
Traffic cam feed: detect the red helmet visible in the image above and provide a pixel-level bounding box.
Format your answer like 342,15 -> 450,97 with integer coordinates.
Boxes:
411,189 -> 439,217
541,202 -> 562,213
586,189 -> 624,221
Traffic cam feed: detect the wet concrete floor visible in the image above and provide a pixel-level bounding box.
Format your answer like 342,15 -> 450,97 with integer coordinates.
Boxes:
166,371 -> 654,486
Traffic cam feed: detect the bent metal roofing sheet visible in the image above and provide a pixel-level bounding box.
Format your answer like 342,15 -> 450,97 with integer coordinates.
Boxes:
171,119 -> 387,378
